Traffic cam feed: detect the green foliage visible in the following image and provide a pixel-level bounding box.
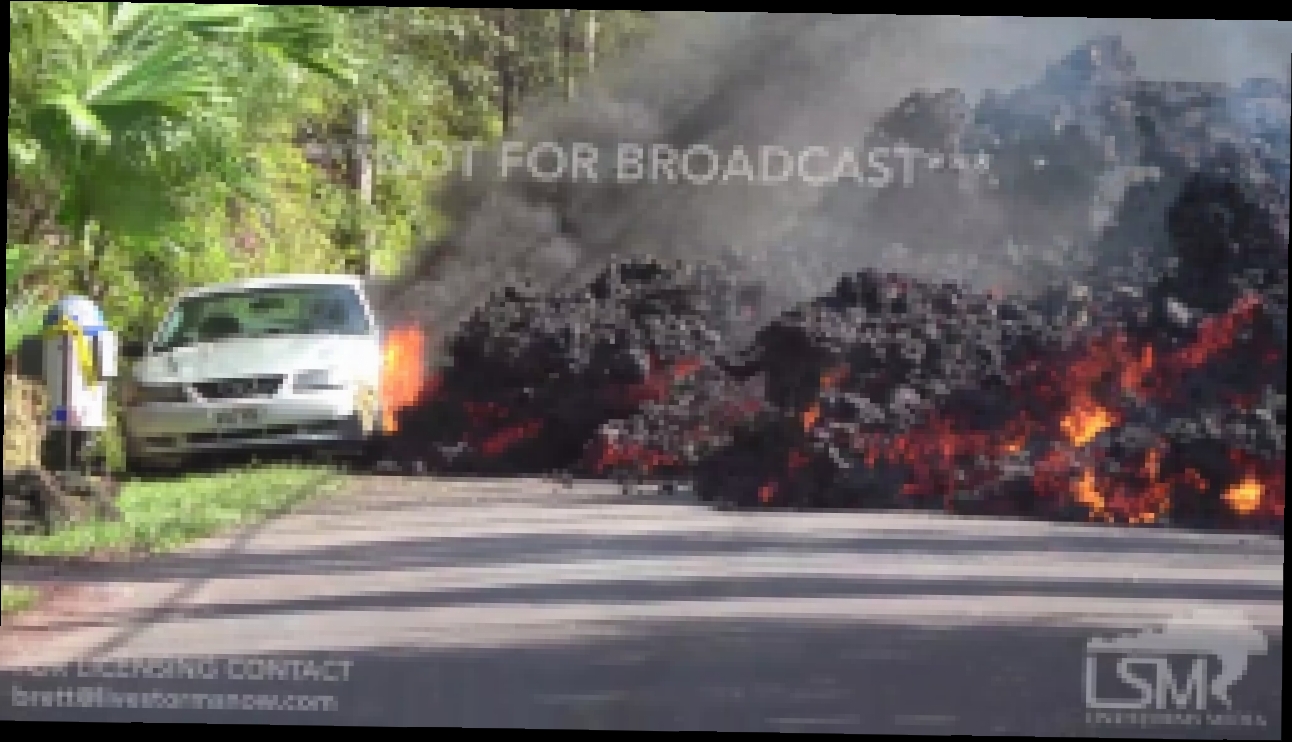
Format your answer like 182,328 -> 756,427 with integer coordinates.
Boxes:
6,245 -> 38,294
10,2 -> 356,295
5,245 -> 46,355
4,305 -> 46,357
8,5 -> 657,470
1,585 -> 39,615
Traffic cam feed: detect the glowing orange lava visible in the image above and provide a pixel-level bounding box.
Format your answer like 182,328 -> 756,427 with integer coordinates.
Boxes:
1223,476 -> 1264,515
1060,399 -> 1116,447
747,293 -> 1280,525
758,481 -> 778,504
1072,469 -> 1105,515
801,403 -> 821,432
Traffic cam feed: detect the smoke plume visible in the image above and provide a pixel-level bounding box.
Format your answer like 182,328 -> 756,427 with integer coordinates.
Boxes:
381,14 -> 1291,342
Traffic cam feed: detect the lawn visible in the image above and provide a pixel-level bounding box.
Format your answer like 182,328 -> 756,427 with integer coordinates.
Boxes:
1,584 -> 39,615
3,464 -> 343,559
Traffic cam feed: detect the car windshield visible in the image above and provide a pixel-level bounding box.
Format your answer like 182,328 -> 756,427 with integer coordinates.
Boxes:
151,284 -> 371,353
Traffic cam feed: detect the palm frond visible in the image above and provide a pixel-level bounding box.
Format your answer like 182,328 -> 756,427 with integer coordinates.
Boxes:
28,3 -> 353,151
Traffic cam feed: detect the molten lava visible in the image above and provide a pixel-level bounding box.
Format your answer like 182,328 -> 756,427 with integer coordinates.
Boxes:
801,403 -> 821,432
582,357 -> 719,475
480,420 -> 544,457
1221,450 -> 1285,519
1060,399 -> 1116,447
1224,477 -> 1264,515
799,367 -> 848,432
742,293 -> 1283,527
758,481 -> 778,504
617,356 -> 704,406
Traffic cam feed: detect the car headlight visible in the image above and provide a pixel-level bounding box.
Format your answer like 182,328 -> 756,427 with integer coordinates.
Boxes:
124,381 -> 188,405
293,368 -> 347,391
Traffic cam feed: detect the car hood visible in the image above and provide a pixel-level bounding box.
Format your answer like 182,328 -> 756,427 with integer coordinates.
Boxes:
136,336 -> 374,383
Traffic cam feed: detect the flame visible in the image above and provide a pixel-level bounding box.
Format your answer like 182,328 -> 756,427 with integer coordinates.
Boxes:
480,420 -> 544,457
1072,468 -> 1105,515
791,368 -> 848,433
782,292 -> 1280,525
1062,447 -> 1182,523
1060,398 -> 1116,446
1119,345 -> 1154,397
394,288 -> 1276,530
1223,477 -> 1264,515
1174,294 -> 1262,369
583,291 -> 1278,527
380,324 -> 430,433
1222,450 -> 1284,518
801,403 -> 821,432
758,481 -> 778,504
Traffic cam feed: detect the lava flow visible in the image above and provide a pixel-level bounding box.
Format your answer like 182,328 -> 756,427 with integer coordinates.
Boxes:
733,288 -> 1284,529
367,35 -> 1284,535
371,250 -> 1284,536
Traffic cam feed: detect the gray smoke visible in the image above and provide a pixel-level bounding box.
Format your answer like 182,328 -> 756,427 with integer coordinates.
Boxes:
382,14 -> 1292,338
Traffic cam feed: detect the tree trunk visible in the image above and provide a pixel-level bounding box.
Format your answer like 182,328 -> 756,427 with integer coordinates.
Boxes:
560,10 -> 574,100
496,9 -> 514,135
79,221 -> 109,305
343,103 -> 374,276
585,10 -> 598,75
355,103 -> 374,276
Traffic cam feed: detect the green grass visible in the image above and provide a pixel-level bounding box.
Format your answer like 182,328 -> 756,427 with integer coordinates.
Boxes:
4,465 -> 343,559
1,584 -> 39,615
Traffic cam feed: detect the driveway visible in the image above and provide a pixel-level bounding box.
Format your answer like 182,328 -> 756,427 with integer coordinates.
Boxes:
1,476 -> 1283,734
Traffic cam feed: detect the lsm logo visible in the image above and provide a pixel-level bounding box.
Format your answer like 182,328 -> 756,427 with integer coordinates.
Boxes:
1084,609 -> 1271,730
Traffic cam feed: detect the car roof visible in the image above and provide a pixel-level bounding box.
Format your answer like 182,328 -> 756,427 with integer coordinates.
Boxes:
176,274 -> 365,301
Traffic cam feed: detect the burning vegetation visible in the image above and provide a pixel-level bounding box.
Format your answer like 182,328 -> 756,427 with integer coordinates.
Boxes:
373,37 -> 1286,535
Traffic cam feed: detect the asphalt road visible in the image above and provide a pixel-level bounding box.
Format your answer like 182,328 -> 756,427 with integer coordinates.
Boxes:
1,476 -> 1283,734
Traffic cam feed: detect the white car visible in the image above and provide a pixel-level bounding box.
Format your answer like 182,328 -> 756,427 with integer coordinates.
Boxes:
122,274 -> 394,470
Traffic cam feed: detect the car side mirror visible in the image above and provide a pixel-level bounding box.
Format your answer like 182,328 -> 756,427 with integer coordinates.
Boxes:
121,339 -> 148,359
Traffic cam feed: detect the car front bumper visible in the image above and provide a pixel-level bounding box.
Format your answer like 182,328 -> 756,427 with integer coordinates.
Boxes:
124,389 -> 365,458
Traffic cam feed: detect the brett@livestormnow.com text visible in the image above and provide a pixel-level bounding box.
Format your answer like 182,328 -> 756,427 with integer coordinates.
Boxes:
10,684 -> 338,712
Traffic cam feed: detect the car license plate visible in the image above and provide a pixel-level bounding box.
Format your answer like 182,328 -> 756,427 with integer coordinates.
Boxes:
214,408 -> 261,427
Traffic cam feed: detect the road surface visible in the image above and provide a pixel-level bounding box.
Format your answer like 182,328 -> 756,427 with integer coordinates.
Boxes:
1,476 -> 1283,734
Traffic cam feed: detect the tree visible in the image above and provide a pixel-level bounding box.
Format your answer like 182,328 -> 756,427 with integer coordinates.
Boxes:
496,9 -> 516,134
8,3 -> 356,302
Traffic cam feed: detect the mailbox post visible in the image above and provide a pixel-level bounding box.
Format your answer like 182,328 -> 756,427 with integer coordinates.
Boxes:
38,296 -> 118,472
